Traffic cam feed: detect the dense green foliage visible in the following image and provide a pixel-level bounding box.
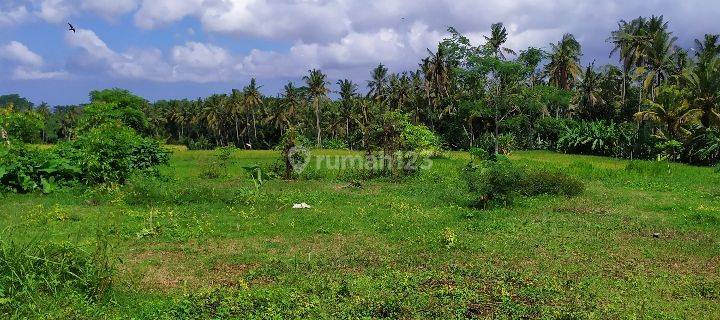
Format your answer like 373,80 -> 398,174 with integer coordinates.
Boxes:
0,123 -> 169,192
4,16 -> 719,167
461,156 -> 584,208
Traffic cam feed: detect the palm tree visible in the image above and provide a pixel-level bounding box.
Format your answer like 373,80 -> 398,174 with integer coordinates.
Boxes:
484,22 -> 516,59
281,81 -> 302,129
694,34 -> 720,65
303,69 -> 329,146
641,28 -> 676,101
388,72 -> 412,112
576,63 -> 604,119
635,86 -> 701,140
684,57 -> 720,128
367,64 -> 389,102
337,79 -> 357,147
243,78 -> 263,142
422,46 -> 452,126
609,19 -> 635,106
229,89 -> 246,146
203,94 -> 229,145
545,33 -> 582,91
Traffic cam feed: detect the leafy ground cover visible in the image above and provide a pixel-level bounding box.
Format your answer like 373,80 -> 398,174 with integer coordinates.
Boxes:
1,149 -> 718,319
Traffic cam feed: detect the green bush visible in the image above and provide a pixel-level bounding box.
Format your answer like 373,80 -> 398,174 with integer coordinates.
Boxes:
402,122 -> 441,155
0,107 -> 44,143
461,158 -> 524,208
519,169 -> 585,197
0,142 -> 81,193
56,123 -> 169,184
461,158 -> 584,208
322,137 -> 349,150
186,136 -> 215,150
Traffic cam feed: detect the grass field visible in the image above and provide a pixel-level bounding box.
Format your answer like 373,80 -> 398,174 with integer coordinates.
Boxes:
1,149 -> 719,319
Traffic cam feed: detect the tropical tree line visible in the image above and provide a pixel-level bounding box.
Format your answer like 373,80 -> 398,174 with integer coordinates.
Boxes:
2,16 -> 719,165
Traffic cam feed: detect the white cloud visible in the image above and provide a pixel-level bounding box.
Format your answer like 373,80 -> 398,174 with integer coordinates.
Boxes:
0,41 -> 44,66
0,41 -> 66,80
36,0 -> 72,23
171,42 -> 231,70
134,0 -> 203,29
13,67 -> 67,80
80,0 -> 138,20
65,28 -> 237,82
0,5 -> 30,26
235,22 -> 444,79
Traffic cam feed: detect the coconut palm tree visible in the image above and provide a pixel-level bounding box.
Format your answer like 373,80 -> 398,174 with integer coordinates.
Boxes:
228,89 -> 246,146
545,34 -> 582,91
609,19 -> 635,106
576,63 -> 605,119
694,34 -> 720,65
203,94 -> 229,145
303,69 -> 329,146
388,72 -> 412,112
243,78 -> 263,142
684,57 -> 720,128
422,46 -> 452,125
484,22 -> 516,59
640,28 -> 676,101
635,86 -> 701,140
336,79 -> 357,147
367,64 -> 389,102
281,81 -> 302,128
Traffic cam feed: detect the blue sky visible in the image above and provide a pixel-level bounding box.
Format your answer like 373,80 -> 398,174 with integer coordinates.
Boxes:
1,0 -> 718,106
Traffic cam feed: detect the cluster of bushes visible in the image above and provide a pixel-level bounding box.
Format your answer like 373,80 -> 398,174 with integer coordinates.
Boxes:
0,123 -> 169,193
531,118 -> 720,166
461,156 -> 584,208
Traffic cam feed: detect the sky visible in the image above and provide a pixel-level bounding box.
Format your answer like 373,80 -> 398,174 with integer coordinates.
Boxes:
0,0 -> 718,106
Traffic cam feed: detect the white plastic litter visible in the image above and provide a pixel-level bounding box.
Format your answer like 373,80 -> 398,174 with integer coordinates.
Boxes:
292,203 -> 312,209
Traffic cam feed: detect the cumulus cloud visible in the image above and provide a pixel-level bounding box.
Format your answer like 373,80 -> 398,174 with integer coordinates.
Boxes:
0,41 -> 66,80
134,0 -> 203,29
0,5 -> 30,26
80,0 -> 138,20
65,29 -> 238,82
0,41 -> 44,66
236,21 -> 444,80
11,0 -> 720,89
36,0 -> 72,23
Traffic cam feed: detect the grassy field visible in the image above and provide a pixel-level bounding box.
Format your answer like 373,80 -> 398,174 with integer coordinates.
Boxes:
1,149 -> 719,319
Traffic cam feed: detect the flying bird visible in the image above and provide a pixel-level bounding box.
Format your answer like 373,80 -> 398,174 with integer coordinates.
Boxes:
68,23 -> 76,33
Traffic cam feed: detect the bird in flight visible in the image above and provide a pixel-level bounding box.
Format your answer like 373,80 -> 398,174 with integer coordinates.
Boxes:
68,22 -> 76,33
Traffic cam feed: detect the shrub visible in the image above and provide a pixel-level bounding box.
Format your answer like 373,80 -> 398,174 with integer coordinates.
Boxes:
0,142 -> 81,193
461,158 -> 524,208
322,137 -> 349,150
519,169 -> 585,197
461,158 -> 584,208
56,123 -> 169,184
0,107 -> 44,143
402,123 -> 441,156
186,136 -> 215,150
557,121 -> 636,158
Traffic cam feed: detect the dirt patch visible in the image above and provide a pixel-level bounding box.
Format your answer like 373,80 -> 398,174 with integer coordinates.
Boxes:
123,247 -> 256,292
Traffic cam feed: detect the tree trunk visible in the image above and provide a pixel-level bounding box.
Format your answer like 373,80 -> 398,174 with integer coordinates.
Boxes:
346,118 -> 350,149
252,113 -> 258,141
235,117 -> 240,147
315,98 -> 321,147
